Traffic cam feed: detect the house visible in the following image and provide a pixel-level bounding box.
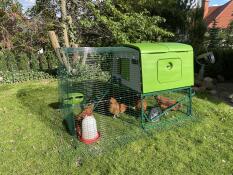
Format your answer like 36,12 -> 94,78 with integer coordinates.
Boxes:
188,0 -> 203,8
203,0 -> 233,28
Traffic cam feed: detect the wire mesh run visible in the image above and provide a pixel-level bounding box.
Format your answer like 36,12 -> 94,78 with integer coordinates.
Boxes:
58,46 -> 194,157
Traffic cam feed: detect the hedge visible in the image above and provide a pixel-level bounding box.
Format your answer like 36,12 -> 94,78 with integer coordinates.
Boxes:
203,49 -> 233,80
0,50 -> 58,72
0,50 -> 58,84
0,70 -> 54,84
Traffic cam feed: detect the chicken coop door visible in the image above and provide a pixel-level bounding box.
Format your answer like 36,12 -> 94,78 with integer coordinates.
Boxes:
157,58 -> 182,83
120,58 -> 130,81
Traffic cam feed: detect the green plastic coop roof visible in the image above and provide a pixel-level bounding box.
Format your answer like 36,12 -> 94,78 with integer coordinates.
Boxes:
124,42 -> 193,54
62,42 -> 193,55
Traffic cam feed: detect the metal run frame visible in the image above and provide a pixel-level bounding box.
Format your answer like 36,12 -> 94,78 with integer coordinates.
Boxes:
140,86 -> 194,129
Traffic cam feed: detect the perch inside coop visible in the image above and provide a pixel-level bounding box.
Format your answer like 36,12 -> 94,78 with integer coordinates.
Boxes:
59,43 -> 194,146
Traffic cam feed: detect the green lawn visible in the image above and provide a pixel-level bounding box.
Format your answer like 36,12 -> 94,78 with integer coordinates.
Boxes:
0,80 -> 232,175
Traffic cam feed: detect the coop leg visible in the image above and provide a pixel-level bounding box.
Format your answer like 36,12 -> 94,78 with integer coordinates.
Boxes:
141,95 -> 146,129
187,87 -> 192,116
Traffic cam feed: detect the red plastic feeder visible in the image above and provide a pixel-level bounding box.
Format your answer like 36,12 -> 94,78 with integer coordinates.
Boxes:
80,132 -> 100,144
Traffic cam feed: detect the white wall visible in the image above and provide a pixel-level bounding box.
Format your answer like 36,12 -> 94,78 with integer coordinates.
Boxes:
187,0 -> 203,8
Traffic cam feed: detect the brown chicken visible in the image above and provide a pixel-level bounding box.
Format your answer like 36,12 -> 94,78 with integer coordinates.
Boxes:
76,104 -> 94,121
75,104 -> 94,137
136,99 -> 147,112
109,97 -> 127,118
157,96 -> 181,111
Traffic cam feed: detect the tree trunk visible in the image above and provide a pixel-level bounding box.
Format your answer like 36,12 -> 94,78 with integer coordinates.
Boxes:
48,31 -> 71,73
61,0 -> 69,47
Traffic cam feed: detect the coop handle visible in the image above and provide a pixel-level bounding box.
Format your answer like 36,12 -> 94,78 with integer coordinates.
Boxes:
166,62 -> 173,70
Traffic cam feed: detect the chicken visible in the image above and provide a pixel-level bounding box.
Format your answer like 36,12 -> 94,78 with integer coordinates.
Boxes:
136,99 -> 147,112
119,103 -> 127,114
109,97 -> 127,118
76,122 -> 82,138
76,104 -> 94,121
157,96 -> 181,111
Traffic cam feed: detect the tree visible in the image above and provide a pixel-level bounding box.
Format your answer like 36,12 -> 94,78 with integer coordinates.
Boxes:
0,0 -> 53,53
0,0 -> 24,50
66,0 -> 174,46
188,7 -> 207,52
60,0 -> 70,47
27,0 -> 59,49
224,21 -> 233,48
28,0 -> 205,48
120,0 -> 198,39
208,20 -> 220,49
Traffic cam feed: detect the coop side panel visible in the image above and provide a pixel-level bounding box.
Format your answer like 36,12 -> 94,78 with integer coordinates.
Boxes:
112,51 -> 141,92
141,51 -> 194,93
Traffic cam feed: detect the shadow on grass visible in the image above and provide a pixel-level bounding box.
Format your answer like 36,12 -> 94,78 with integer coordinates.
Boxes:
195,91 -> 233,107
49,102 -> 62,109
16,86 -> 79,147
195,92 -> 221,104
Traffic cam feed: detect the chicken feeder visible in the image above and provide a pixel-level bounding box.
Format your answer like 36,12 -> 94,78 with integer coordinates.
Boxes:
80,115 -> 100,144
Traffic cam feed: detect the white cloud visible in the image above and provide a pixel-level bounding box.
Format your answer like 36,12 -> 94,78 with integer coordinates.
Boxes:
212,4 -> 220,6
25,0 -> 36,6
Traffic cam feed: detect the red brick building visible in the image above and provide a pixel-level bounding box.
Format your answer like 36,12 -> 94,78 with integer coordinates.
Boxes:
203,0 -> 233,28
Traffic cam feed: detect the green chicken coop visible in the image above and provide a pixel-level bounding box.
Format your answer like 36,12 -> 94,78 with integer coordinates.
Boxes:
112,43 -> 194,93
59,42 -> 194,141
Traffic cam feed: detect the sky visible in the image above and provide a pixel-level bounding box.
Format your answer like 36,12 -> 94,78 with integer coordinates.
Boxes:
18,0 -> 230,11
210,0 -> 230,6
18,0 -> 35,11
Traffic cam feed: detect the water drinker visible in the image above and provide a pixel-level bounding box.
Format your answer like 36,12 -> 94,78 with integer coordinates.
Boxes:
80,115 -> 100,144
63,92 -> 84,107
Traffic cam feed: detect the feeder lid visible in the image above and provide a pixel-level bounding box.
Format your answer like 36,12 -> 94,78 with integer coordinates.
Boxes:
124,42 -> 193,54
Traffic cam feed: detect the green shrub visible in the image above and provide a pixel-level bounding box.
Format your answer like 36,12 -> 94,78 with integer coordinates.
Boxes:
68,64 -> 110,82
204,49 -> 233,80
45,51 -> 59,69
0,50 -> 59,75
17,53 -> 30,70
29,53 -> 40,70
0,52 -> 8,71
0,71 -> 54,84
38,54 -> 48,70
5,51 -> 18,71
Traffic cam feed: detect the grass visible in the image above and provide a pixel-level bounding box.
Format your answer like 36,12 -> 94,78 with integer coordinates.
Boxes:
0,80 -> 232,174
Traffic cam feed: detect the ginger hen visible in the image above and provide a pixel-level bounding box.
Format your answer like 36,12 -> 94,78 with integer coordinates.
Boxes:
109,97 -> 127,118
136,99 -> 147,112
157,96 -> 181,111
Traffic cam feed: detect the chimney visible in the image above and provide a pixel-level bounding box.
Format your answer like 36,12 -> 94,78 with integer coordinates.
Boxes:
203,0 -> 209,18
